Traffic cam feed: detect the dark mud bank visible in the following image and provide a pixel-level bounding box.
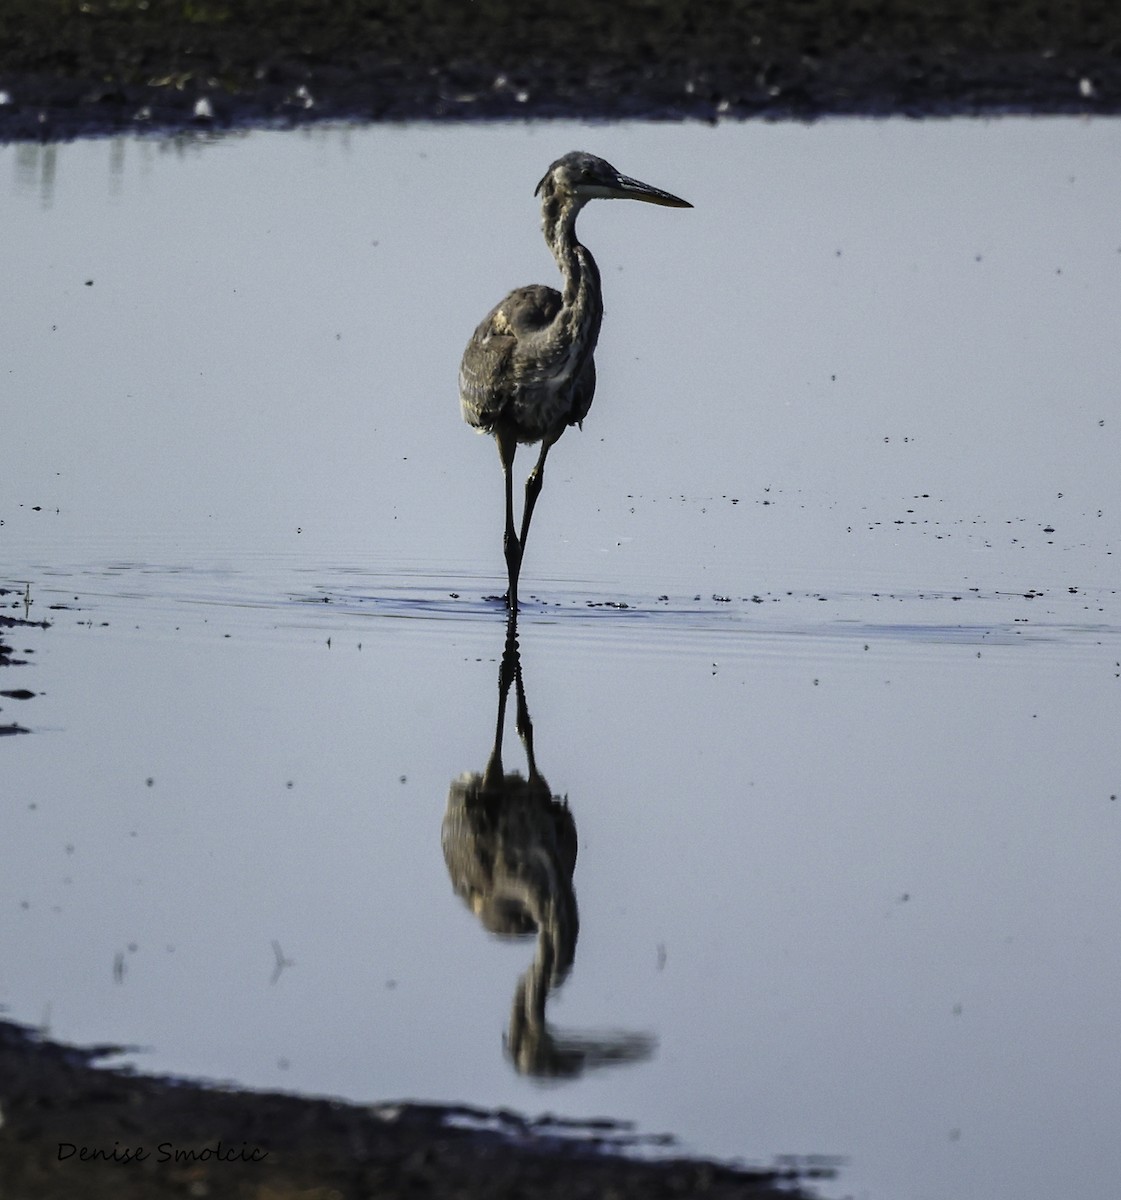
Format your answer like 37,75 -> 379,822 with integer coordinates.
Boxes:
2,0 -> 1120,141
0,1019 -> 823,1200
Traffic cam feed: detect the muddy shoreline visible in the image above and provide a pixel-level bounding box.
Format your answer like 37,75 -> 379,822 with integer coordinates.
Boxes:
1,0 -> 1120,141
0,1018 -> 824,1200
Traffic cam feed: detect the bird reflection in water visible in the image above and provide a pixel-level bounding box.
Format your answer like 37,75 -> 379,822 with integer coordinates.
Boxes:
443,614 -> 655,1078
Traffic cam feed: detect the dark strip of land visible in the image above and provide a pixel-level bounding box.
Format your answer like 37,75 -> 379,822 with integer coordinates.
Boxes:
1,0 -> 1119,140
0,1019 -> 823,1200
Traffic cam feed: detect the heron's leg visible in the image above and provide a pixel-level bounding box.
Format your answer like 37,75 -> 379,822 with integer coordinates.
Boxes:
512,636 -> 537,776
482,613 -> 520,791
518,429 -> 561,554
496,429 -> 522,610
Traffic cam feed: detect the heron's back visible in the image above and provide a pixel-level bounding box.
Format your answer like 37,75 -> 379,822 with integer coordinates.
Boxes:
459,284 -> 597,445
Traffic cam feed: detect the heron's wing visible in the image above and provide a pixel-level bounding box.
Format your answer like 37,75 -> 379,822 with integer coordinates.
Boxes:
459,325 -> 516,431
459,286 -> 563,432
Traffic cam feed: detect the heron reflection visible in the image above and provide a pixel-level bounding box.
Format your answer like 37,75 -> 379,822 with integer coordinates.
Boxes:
443,615 -> 655,1078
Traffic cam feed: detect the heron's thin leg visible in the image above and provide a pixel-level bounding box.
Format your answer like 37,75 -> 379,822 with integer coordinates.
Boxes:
513,645 -> 538,781
482,614 -> 520,791
518,429 -> 560,555
496,429 -> 522,610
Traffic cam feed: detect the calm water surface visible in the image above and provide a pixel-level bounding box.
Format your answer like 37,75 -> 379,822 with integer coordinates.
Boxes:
3,120 -> 1120,1200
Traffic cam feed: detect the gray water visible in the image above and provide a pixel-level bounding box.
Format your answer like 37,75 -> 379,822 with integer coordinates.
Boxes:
3,119 -> 1120,1200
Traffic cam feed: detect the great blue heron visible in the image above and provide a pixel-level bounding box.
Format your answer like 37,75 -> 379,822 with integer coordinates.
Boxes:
459,151 -> 691,610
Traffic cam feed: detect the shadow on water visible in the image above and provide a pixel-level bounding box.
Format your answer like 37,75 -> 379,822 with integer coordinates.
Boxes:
443,612 -> 656,1079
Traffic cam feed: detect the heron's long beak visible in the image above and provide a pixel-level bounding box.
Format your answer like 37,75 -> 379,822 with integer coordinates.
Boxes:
612,173 -> 692,208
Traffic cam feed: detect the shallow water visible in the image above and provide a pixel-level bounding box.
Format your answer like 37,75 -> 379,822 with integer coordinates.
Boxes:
3,120 -> 1120,1200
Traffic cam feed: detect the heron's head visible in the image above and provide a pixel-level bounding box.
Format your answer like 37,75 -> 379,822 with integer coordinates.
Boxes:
535,151 -> 692,212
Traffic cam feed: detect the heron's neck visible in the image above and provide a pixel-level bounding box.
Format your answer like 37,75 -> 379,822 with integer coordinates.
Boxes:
542,196 -> 602,322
